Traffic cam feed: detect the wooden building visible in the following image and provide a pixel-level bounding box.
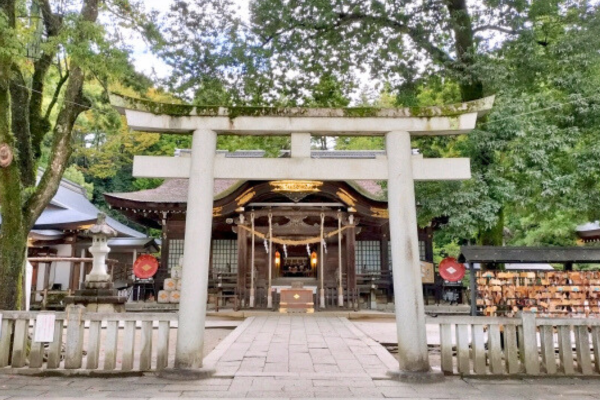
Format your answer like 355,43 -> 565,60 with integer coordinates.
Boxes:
105,150 -> 433,309
0,175 -> 159,308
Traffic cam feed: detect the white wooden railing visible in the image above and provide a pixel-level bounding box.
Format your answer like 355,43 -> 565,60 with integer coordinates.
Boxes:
0,306 -> 177,373
429,314 -> 600,376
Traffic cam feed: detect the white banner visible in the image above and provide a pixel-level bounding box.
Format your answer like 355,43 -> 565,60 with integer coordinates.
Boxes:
34,314 -> 56,343
0,313 -> 2,338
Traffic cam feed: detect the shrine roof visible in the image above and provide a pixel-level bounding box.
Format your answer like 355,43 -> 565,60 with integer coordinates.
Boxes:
0,173 -> 147,238
459,246 -> 600,264
104,178 -> 385,205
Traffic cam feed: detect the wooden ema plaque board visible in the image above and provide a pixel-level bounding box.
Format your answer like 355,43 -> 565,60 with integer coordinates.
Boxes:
279,288 -> 314,313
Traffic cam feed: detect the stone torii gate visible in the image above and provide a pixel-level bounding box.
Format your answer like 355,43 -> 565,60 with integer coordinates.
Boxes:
113,95 -> 494,380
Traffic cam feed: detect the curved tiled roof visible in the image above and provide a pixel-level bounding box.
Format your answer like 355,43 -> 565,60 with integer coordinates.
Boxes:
106,178 -> 385,204
0,175 -> 147,238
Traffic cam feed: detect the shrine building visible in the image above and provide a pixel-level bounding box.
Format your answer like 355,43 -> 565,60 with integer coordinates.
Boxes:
105,149 -> 435,309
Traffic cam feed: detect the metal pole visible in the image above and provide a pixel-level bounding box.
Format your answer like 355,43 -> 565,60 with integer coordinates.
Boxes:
469,262 -> 477,316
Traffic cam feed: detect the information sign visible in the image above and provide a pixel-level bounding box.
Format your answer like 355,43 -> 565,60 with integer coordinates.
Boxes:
34,314 -> 56,343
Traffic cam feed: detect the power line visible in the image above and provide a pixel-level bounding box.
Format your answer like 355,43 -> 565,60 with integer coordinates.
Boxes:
479,92 -> 600,127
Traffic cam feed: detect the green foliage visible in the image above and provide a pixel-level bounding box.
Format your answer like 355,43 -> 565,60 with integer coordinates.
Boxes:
63,165 -> 94,200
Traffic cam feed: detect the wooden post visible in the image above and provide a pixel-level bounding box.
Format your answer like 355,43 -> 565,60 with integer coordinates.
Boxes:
319,213 -> 325,309
469,262 -> 477,316
250,213 -> 256,308
345,222 -> 356,307
267,213 -> 273,309
338,212 -> 343,307
237,222 -> 248,307
69,234 -> 79,291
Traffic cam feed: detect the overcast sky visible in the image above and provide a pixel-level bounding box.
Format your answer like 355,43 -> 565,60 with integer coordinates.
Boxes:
131,1 -> 251,81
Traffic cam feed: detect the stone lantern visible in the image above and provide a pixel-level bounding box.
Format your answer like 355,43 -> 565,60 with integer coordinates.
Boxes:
85,212 -> 117,285
65,213 -> 126,312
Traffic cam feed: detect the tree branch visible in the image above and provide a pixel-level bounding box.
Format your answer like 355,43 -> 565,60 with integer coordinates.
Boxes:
301,11 -> 455,66
26,0 -> 99,229
9,66 -> 35,187
29,0 -> 63,158
43,68 -> 69,121
473,24 -> 518,35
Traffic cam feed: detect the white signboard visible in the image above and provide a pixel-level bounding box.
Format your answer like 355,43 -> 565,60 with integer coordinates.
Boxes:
0,313 -> 3,338
34,314 -> 56,343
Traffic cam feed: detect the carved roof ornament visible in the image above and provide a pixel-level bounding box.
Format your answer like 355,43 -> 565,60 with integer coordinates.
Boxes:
0,144 -> 13,168
270,180 -> 323,203
86,213 -> 118,237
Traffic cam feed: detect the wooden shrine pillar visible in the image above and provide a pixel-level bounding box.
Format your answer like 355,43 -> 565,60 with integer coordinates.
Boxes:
236,222 -> 248,307
380,232 -> 391,301
69,234 -> 80,291
345,222 -> 356,300
380,232 -> 389,273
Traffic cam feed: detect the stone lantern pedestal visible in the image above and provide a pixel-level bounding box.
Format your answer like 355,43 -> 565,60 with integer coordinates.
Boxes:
65,213 -> 127,313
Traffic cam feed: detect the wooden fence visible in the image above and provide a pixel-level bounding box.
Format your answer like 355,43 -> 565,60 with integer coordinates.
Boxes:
431,314 -> 600,376
0,306 -> 177,373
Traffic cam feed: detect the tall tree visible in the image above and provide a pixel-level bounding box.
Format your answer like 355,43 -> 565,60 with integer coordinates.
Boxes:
0,0 -> 152,310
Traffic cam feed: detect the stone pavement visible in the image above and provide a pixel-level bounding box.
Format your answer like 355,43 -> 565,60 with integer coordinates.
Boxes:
3,315 -> 600,399
4,370 -> 600,399
202,316 -> 398,378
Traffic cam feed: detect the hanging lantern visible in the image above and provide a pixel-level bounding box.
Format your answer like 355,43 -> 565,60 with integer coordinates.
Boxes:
275,251 -> 281,268
311,251 -> 318,268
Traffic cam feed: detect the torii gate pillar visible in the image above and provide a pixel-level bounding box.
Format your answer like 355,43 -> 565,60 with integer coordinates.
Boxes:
386,131 -> 440,381
160,129 -> 217,379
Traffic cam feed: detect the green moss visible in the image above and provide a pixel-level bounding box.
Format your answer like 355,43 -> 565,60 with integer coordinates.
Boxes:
135,99 -> 195,116
342,107 -> 381,117
195,106 -> 220,116
111,93 -> 493,119
227,106 -> 305,120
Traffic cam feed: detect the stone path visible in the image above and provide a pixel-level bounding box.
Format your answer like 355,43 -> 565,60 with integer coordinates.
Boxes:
203,316 -> 398,379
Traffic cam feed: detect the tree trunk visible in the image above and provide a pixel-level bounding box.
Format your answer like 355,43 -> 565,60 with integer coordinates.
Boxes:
0,46 -> 27,310
445,0 -> 484,102
445,0 -> 503,246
